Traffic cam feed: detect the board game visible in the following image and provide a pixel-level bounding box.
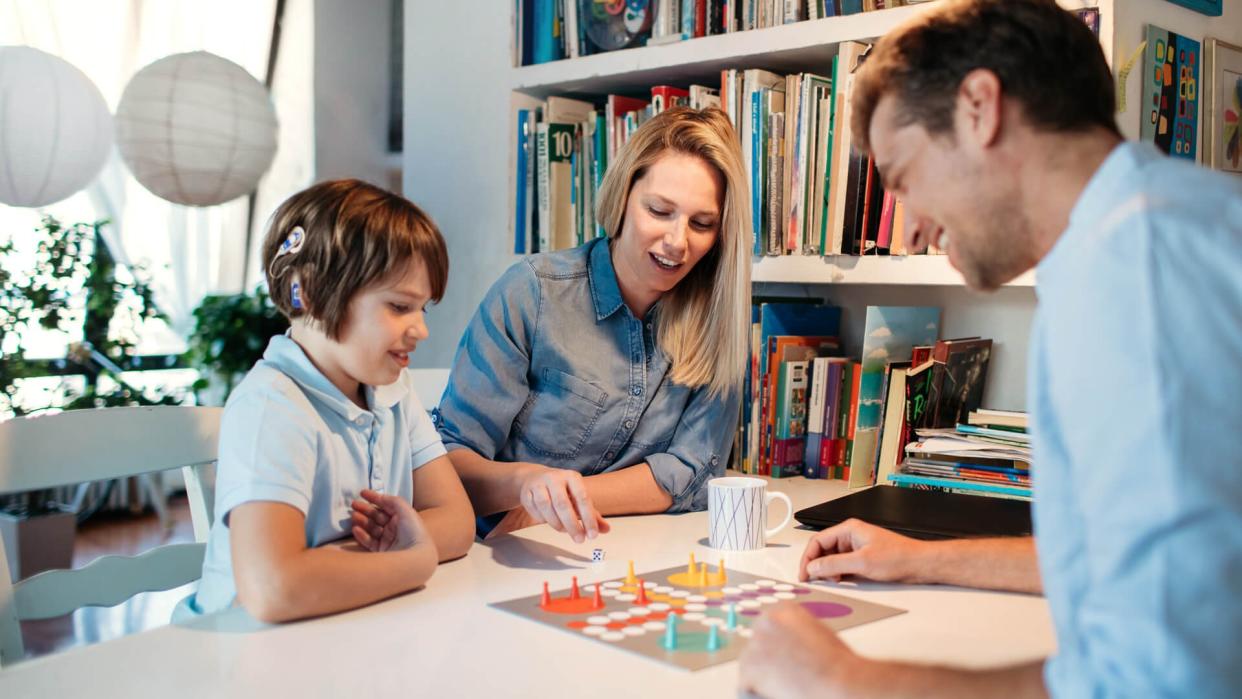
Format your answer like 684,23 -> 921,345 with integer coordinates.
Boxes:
491,556 -> 905,671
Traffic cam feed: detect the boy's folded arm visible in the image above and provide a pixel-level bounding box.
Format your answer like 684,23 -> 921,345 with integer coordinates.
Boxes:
410,455 -> 476,561
228,500 -> 438,623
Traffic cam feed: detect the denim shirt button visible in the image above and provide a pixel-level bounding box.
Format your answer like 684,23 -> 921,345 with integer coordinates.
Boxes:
605,451 -> 615,460
631,386 -> 642,396
623,419 -> 634,429
710,455 -> 719,466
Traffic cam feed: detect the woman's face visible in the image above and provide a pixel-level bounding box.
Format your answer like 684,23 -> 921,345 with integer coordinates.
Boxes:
612,152 -> 724,310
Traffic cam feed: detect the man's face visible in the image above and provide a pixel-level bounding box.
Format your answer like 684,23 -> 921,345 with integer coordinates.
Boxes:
869,93 -> 1033,291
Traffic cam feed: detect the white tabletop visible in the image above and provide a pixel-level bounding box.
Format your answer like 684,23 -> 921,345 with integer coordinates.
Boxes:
0,477 -> 1055,698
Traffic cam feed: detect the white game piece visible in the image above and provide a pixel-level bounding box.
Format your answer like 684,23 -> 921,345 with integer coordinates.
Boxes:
643,621 -> 666,631
721,587 -> 742,595
774,592 -> 797,600
758,596 -> 779,604
738,627 -> 754,638
600,631 -> 627,642
643,581 -> 658,588
756,579 -> 778,586
608,611 -> 632,620
773,583 -> 795,591
622,626 -> 646,637
739,583 -> 760,591
653,586 -> 674,594
614,593 -> 637,602
603,581 -> 623,589
681,612 -> 706,621
669,590 -> 690,598
648,602 -> 671,612
684,603 -> 707,612
739,600 -> 761,609
587,616 -> 611,625
583,626 -> 608,636
701,617 -> 726,627
686,595 -> 707,603
628,607 -> 650,615
600,589 -> 621,598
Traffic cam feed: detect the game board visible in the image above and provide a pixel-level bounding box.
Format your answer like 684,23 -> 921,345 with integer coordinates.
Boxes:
491,556 -> 905,671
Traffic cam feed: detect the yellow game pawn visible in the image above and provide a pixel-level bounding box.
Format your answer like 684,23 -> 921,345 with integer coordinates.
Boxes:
687,553 -> 697,576
625,560 -> 637,586
714,559 -> 728,586
698,562 -> 709,587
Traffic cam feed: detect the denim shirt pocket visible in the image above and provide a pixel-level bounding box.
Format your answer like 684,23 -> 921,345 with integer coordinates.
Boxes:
628,383 -> 689,452
514,367 -> 608,459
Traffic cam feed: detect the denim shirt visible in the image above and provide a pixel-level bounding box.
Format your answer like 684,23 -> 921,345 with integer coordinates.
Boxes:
434,238 -> 739,523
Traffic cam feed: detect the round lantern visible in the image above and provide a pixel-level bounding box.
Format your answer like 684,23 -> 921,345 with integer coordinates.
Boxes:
0,47 -> 114,208
115,51 -> 278,207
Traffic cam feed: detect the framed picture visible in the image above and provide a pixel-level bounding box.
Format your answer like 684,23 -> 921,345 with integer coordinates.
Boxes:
1074,8 -> 1100,36
1163,0 -> 1223,16
1204,38 -> 1242,174
1141,25 -> 1200,161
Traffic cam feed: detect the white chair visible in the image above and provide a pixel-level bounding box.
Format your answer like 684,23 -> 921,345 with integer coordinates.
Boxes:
0,406 -> 220,667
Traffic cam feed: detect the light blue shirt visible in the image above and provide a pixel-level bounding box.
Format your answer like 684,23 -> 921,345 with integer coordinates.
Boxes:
434,238 -> 740,533
193,334 -> 446,615
1030,142 -> 1242,696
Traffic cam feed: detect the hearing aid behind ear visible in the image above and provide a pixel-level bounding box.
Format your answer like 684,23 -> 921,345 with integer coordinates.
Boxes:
291,277 -> 304,310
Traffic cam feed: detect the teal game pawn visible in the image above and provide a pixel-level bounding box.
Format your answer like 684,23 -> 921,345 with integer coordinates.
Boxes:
707,623 -> 721,651
662,614 -> 679,650
726,603 -> 738,630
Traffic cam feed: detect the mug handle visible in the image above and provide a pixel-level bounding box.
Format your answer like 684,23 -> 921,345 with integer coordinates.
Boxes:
764,491 -> 794,538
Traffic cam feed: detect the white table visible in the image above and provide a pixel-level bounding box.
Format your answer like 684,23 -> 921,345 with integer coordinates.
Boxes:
0,477 -> 1055,698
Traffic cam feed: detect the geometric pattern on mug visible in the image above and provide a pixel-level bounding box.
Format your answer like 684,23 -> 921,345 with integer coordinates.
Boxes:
710,485 -> 766,550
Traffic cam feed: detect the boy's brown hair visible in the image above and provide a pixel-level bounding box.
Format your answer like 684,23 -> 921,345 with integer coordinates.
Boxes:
262,179 -> 448,339
852,0 -> 1120,153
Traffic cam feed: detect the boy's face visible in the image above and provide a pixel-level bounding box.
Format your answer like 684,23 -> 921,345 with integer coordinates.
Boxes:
329,258 -> 432,390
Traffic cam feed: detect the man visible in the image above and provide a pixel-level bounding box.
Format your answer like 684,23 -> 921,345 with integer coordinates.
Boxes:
739,0 -> 1242,697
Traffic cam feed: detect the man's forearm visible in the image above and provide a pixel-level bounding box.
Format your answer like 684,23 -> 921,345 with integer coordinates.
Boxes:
584,463 -> 673,516
848,659 -> 1047,699
916,536 -> 1041,593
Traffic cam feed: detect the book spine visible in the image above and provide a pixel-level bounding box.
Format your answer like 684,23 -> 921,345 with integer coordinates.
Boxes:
536,123 -> 551,253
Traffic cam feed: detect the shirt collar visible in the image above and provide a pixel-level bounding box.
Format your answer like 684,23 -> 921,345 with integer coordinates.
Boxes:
261,332 -> 410,421
588,237 -> 626,321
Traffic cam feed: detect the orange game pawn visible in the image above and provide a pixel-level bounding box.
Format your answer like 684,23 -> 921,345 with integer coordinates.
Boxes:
570,576 -> 581,600
593,583 -> 604,609
636,579 -> 649,606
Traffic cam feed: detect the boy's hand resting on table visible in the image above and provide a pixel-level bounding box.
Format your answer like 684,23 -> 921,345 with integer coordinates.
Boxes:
350,488 -> 431,552
512,464 -> 611,544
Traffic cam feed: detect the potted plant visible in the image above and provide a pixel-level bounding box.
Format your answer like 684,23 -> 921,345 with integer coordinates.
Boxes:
185,286 -> 288,405
0,216 -> 174,581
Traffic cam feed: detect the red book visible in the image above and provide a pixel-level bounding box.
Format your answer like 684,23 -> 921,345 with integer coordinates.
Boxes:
651,85 -> 691,114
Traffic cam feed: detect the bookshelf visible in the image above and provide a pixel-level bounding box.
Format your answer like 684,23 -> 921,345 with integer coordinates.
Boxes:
404,0 -> 1242,413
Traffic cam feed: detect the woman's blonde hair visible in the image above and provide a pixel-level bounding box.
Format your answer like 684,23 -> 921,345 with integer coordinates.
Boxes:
595,107 -> 752,397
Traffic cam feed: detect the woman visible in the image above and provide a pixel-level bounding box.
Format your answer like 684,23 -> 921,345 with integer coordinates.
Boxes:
435,107 -> 751,543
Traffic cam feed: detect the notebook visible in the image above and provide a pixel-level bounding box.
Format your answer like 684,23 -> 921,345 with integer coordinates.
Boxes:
793,485 -> 1032,540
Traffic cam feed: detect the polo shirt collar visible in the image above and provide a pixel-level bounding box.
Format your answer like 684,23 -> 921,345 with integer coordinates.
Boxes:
261,332 -> 409,421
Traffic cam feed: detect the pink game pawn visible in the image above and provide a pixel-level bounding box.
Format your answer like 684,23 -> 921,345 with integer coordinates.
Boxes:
541,582 -> 551,606
637,578 -> 649,605
593,583 -> 604,609
570,576 -> 580,600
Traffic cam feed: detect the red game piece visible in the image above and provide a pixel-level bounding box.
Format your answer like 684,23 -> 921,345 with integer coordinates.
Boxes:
593,583 -> 604,609
541,582 -> 551,606
570,576 -> 580,600
637,578 -> 648,605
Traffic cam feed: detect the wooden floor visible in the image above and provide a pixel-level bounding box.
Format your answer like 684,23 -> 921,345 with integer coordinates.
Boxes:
18,495 -> 198,662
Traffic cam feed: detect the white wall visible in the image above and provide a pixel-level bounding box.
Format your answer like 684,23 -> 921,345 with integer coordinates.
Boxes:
315,0 -> 400,191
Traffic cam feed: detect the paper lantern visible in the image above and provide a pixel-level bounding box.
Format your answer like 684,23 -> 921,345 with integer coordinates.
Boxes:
0,47 -> 114,208
115,51 -> 278,207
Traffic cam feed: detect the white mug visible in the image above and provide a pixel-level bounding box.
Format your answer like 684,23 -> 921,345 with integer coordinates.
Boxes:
707,477 -> 794,550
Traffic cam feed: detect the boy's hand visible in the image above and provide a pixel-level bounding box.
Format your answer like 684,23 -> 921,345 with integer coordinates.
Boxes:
350,489 -> 429,552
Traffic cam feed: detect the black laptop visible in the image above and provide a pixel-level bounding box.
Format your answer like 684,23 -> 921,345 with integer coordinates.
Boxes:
794,486 -> 1033,540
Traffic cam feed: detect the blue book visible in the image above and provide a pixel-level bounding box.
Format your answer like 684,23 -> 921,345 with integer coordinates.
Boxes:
533,0 -> 559,64
822,0 -> 837,17
514,109 -> 531,254
839,0 -> 864,15
888,473 -> 1032,498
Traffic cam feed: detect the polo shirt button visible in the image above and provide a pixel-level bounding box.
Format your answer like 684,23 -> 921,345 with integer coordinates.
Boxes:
624,419 -> 633,429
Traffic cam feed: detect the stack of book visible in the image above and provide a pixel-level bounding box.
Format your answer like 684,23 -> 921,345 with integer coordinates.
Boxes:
515,1 -> 929,66
887,411 -> 1032,500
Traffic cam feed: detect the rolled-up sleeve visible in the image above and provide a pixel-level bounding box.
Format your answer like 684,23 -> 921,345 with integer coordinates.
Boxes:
435,260 -> 540,459
645,385 -> 741,513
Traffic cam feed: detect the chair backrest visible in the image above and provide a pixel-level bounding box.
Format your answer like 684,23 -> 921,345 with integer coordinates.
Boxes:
408,368 -> 451,410
0,406 -> 221,667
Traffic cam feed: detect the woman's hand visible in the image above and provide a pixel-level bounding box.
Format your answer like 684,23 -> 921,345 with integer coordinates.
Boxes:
515,464 -> 611,543
350,488 -> 431,552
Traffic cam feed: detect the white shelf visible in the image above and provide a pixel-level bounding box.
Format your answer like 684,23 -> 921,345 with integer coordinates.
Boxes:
511,5 -> 929,98
751,254 -> 1036,287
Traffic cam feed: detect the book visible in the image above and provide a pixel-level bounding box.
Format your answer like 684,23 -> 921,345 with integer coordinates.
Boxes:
536,121 -> 577,251
968,409 -> 1029,430
772,360 -> 810,477
873,361 -> 910,488
925,337 -> 993,429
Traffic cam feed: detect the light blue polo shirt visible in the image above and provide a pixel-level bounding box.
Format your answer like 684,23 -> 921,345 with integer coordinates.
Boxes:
193,333 -> 446,615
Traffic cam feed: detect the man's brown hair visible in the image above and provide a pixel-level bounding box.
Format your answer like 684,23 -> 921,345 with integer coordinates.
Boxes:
262,179 -> 448,339
852,0 -> 1120,153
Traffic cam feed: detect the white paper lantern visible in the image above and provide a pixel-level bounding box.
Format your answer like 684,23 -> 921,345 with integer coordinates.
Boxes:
0,46 -> 114,208
115,51 -> 278,207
